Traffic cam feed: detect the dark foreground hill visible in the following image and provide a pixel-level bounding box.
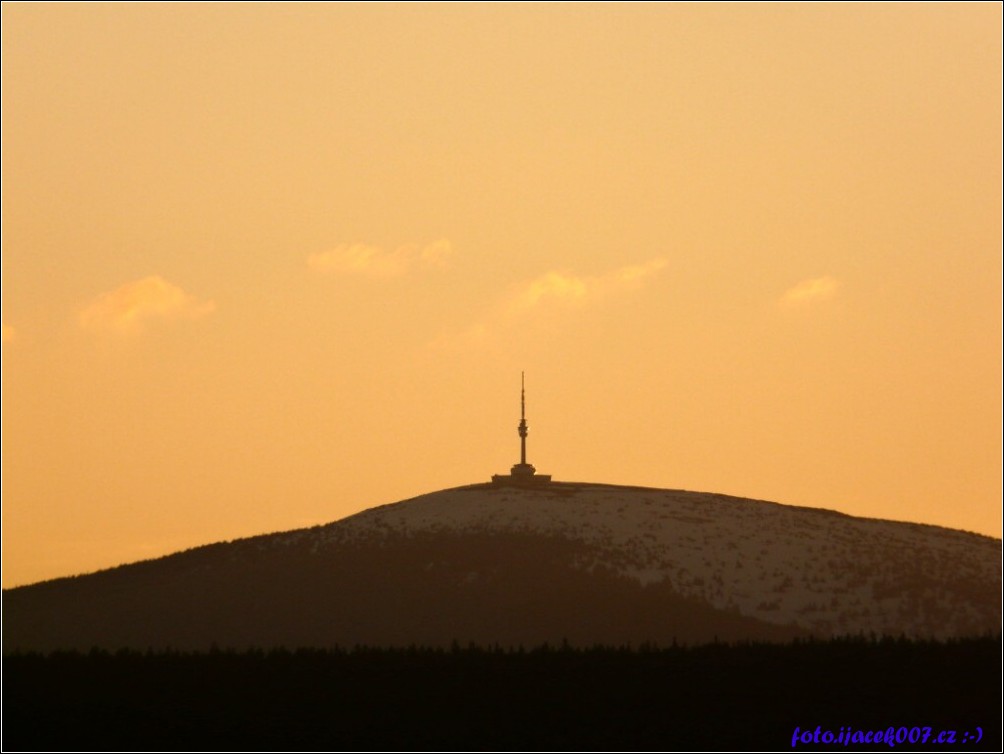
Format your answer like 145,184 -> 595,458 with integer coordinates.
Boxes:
3,483 -> 1000,651
3,638 -> 1000,751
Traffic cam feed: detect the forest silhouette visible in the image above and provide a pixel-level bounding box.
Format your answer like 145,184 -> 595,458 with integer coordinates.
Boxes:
4,636 -> 999,751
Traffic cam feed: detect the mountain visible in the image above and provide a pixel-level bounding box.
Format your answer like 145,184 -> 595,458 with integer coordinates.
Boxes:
4,482 -> 1000,651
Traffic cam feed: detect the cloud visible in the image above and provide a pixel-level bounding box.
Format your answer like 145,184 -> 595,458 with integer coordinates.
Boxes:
2,323 -> 15,344
307,239 -> 453,277
779,276 -> 841,307
510,271 -> 590,310
79,276 -> 215,334
433,257 -> 667,349
508,258 -> 668,313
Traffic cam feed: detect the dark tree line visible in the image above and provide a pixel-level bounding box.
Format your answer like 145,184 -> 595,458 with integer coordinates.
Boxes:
3,635 -> 1000,751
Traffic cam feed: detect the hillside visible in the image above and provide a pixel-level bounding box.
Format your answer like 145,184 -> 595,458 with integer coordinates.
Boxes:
3,483 -> 1000,651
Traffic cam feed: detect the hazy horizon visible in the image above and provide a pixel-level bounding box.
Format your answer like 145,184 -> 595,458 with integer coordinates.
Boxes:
3,4 -> 1001,588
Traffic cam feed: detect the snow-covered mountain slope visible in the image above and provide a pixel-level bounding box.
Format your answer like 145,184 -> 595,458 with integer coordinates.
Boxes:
4,483 -> 999,651
272,482 -> 1000,638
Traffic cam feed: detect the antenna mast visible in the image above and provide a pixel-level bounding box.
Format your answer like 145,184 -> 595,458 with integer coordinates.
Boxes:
491,370 -> 551,485
518,371 -> 528,465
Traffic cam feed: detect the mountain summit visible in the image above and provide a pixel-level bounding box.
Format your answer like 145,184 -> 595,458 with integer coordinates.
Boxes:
4,483 -> 999,651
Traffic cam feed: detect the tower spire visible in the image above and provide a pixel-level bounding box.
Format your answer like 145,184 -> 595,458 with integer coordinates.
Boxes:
518,371 -> 528,465
491,372 -> 551,485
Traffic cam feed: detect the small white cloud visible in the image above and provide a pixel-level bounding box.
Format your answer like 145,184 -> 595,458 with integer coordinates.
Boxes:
780,276 -> 841,307
308,239 -> 454,277
510,270 -> 590,311
418,238 -> 453,267
434,257 -> 667,349
79,276 -> 215,334
612,258 -> 669,285
508,257 -> 667,313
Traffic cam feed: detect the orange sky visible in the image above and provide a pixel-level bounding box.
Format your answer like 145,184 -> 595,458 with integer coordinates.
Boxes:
2,4 -> 1001,588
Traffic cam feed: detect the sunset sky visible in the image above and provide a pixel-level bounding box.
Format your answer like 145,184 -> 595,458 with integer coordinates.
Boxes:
3,3 -> 1001,588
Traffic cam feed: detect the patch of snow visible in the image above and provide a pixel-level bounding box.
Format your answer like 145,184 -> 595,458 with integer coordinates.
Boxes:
267,483 -> 1000,639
